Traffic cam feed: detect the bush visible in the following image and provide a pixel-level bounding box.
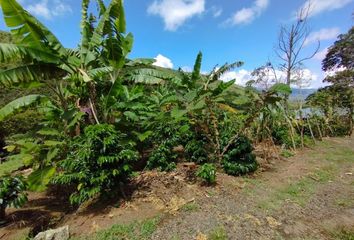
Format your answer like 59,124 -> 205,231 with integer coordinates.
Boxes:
185,138 -> 208,164
147,141 -> 177,171
147,122 -> 190,171
53,124 -> 139,205
196,163 -> 216,185
222,136 -> 258,176
0,176 -> 28,222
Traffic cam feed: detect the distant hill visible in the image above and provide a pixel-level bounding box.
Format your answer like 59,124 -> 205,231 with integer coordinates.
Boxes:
290,88 -> 317,101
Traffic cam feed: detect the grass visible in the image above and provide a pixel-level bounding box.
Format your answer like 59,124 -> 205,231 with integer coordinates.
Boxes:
335,197 -> 354,208
208,226 -> 228,240
257,166 -> 337,211
330,228 -> 354,240
181,202 -> 199,212
280,149 -> 294,158
0,158 -> 23,177
72,217 -> 160,240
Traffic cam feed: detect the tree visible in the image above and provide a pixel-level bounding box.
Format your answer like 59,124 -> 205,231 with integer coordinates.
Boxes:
276,3 -> 319,86
322,26 -> 354,135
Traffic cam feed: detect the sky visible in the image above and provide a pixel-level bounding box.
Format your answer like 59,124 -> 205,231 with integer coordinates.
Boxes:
1,0 -> 353,88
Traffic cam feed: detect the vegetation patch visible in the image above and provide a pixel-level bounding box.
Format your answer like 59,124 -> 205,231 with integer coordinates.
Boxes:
208,226 -> 228,240
73,217 -> 160,240
257,166 -> 337,210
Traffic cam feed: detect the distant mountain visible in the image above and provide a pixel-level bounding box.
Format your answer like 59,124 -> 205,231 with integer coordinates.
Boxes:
290,88 -> 317,100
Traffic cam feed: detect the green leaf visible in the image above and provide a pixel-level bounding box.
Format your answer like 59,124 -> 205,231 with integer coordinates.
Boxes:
0,95 -> 43,121
124,111 -> 139,121
43,140 -> 64,146
270,83 -> 292,95
134,131 -> 153,142
0,0 -> 65,55
27,166 -> 56,192
171,107 -> 188,119
37,128 -> 60,136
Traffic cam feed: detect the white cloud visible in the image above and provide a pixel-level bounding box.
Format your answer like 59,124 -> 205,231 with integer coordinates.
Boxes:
220,68 -> 320,88
314,47 -> 329,61
324,66 -> 347,77
220,69 -> 253,86
304,27 -> 340,46
226,0 -> 269,25
210,6 -> 223,18
153,54 -> 174,69
300,0 -> 353,17
181,66 -> 192,72
147,0 -> 205,31
26,0 -> 72,19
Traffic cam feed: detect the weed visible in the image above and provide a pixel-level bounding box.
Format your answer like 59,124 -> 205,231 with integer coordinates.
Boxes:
257,166 -> 337,211
330,228 -> 354,240
196,163 -> 217,185
208,226 -> 228,240
182,202 -> 199,212
280,149 -> 294,158
73,217 -> 160,240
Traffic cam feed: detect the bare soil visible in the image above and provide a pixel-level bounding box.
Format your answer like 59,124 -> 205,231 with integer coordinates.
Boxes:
1,137 -> 353,240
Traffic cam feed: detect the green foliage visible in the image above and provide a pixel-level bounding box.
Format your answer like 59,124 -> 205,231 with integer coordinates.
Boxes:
208,226 -> 228,240
280,149 -> 294,158
0,94 -> 44,121
147,143 -> 177,171
146,122 -> 189,171
185,138 -> 208,164
222,136 -> 258,176
322,26 -> 353,72
0,176 -> 27,220
0,157 -> 23,177
53,124 -> 139,205
196,163 -> 217,185
73,217 -> 160,240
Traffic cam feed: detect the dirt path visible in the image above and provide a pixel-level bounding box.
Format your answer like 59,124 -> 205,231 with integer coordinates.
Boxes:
151,138 -> 354,240
1,138 -> 353,240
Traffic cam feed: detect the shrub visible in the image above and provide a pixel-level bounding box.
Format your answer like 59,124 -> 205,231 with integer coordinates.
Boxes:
53,124 -> 139,205
147,122 -> 190,171
222,136 -> 258,176
196,163 -> 217,185
0,176 -> 28,222
185,138 -> 208,164
147,141 -> 177,171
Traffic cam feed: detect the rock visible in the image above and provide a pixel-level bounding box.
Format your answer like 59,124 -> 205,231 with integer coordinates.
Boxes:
33,226 -> 69,240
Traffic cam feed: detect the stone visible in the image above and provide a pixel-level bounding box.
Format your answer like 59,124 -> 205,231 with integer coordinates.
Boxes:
33,226 -> 69,240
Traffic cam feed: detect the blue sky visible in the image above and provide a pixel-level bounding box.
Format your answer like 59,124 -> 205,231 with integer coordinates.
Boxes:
1,0 -> 353,88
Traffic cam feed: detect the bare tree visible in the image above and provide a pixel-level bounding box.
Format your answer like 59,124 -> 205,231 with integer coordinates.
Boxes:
251,62 -> 279,90
276,2 -> 320,86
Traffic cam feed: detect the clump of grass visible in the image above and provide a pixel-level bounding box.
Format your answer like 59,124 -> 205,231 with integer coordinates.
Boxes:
182,202 -> 199,212
280,149 -> 294,158
330,228 -> 354,240
73,217 -> 160,240
257,166 -> 337,211
208,226 -> 228,240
